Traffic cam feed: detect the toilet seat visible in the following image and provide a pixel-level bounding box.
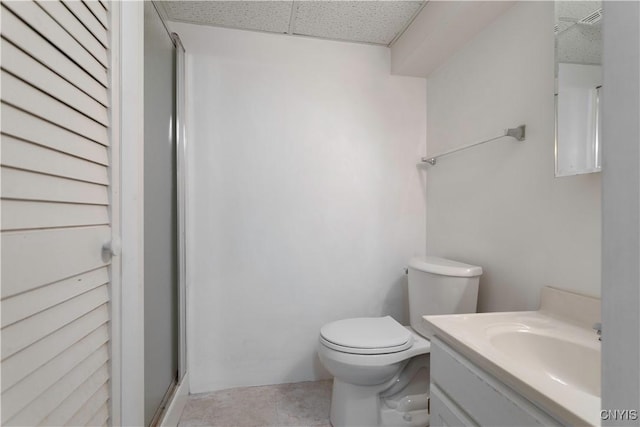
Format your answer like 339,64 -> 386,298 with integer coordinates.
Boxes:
320,316 -> 413,355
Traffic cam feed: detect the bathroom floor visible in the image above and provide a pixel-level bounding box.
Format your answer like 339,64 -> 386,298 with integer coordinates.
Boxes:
178,379 -> 333,427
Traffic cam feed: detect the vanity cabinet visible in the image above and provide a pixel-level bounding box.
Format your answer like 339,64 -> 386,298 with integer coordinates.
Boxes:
430,337 -> 562,427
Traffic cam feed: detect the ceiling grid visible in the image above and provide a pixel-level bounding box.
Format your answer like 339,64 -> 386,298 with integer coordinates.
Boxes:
160,0 -> 426,46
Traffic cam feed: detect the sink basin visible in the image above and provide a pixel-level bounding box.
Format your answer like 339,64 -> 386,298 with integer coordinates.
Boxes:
489,330 -> 601,397
423,287 -> 602,426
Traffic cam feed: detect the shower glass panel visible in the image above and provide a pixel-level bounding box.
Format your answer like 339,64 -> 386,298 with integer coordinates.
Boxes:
144,2 -> 179,425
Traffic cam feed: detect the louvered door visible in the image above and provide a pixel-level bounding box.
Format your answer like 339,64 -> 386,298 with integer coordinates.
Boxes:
1,1 -> 113,426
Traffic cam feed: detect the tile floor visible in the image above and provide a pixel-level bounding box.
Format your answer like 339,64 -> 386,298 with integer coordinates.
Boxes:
179,379 -> 333,427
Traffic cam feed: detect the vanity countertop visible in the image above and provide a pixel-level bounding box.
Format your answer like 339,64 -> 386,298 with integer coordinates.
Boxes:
424,287 -> 601,426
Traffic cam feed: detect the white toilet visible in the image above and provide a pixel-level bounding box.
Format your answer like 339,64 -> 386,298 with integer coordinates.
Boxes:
318,256 -> 482,427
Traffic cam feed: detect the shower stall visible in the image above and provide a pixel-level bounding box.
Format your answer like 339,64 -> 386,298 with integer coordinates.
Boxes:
143,2 -> 187,425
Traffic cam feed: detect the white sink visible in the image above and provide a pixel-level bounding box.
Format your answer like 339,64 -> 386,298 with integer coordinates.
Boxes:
489,329 -> 601,397
424,287 -> 601,426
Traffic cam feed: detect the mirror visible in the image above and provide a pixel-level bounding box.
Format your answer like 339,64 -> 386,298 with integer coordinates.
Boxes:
555,1 -> 603,177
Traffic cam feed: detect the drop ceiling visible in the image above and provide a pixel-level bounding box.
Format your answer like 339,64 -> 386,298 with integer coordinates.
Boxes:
555,1 -> 602,35
555,1 -> 602,64
159,1 -> 426,46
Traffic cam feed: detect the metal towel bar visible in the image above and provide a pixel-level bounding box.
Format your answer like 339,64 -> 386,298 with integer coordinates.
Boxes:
422,125 -> 526,166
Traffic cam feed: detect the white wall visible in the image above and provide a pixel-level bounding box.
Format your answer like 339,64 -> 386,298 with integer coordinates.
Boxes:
390,1 -> 514,77
172,23 -> 427,393
601,1 -> 640,420
425,2 -> 601,312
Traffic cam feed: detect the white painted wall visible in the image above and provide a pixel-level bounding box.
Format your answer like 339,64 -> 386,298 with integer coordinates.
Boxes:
425,2 -> 601,312
601,1 -> 640,420
390,1 -> 514,77
172,23 -> 427,393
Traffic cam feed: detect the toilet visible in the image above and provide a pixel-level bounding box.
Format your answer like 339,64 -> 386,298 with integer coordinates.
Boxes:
317,256 -> 482,427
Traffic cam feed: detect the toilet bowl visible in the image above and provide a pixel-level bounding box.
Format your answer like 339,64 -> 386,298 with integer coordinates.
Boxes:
318,256 -> 482,427
318,318 -> 431,427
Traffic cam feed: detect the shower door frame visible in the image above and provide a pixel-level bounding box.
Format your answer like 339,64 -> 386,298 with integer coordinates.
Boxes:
143,3 -> 189,424
111,2 -> 189,425
173,32 -> 188,384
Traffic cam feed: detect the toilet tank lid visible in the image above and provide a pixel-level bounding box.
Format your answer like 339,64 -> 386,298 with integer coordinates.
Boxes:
409,256 -> 482,277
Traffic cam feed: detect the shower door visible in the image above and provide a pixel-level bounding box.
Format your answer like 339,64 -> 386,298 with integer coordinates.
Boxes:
144,2 -> 179,425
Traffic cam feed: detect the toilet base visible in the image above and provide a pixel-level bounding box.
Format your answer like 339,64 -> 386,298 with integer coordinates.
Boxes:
330,378 -> 385,427
329,355 -> 430,427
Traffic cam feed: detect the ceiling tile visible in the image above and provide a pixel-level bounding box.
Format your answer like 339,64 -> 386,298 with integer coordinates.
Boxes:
163,1 -> 293,34
292,1 -> 424,45
555,1 -> 602,23
555,1 -> 602,64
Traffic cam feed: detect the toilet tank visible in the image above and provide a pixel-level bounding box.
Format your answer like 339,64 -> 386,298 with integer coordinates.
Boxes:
408,256 -> 482,339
